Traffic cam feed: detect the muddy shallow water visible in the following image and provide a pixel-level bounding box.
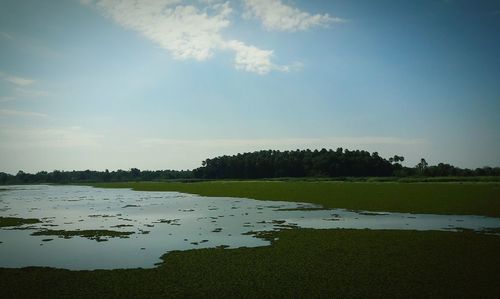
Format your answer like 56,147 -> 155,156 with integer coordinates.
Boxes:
1,185 -> 499,270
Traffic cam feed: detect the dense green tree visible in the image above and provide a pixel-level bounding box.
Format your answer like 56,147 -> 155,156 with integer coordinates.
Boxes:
416,158 -> 428,175
193,148 -> 395,179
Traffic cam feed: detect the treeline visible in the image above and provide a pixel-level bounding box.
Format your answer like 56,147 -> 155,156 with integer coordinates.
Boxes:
194,149 -> 395,179
0,169 -> 193,185
193,149 -> 500,179
1,148 -> 499,184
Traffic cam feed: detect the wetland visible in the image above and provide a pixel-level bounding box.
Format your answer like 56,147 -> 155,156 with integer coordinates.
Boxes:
1,184 -> 499,270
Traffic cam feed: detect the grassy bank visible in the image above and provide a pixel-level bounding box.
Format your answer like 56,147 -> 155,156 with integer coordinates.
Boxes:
1,229 -> 499,298
89,181 -> 500,217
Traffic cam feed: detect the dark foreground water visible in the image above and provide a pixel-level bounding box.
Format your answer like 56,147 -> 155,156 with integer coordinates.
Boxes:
0,185 -> 499,270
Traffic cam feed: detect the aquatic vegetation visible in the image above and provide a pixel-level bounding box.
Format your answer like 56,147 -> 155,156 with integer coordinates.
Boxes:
2,229 -> 499,298
275,207 -> 328,211
153,219 -> 180,224
30,229 -> 134,241
356,211 -> 390,216
88,214 -> 116,218
0,217 -> 41,228
122,205 -> 140,208
110,224 -> 134,228
89,181 -> 500,217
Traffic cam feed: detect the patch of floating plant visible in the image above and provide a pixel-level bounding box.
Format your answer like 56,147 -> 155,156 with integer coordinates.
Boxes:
274,223 -> 299,230
190,239 -> 209,245
111,224 -> 134,228
118,217 -> 134,222
0,216 -> 41,228
271,220 -> 286,224
212,228 -> 223,233
356,211 -> 390,216
122,204 -> 140,208
275,207 -> 329,211
241,230 -> 279,241
265,205 -> 284,209
322,218 -> 342,221
6,225 -> 41,230
31,229 -> 134,242
153,218 -> 180,225
179,209 -> 195,212
88,214 -> 117,218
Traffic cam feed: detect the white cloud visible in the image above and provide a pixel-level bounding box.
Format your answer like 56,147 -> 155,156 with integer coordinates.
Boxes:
0,96 -> 15,102
0,109 -> 47,118
0,72 -> 35,86
0,32 -> 12,39
0,71 -> 51,100
224,40 -> 274,74
89,0 -> 229,61
14,87 -> 51,98
82,0 -> 298,74
0,126 -> 103,149
243,0 -> 344,32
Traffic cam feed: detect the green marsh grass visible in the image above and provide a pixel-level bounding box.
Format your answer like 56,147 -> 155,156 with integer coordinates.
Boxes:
1,229 -> 499,298
89,181 -> 500,217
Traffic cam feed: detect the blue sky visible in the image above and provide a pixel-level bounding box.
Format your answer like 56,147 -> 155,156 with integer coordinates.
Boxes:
0,0 -> 499,173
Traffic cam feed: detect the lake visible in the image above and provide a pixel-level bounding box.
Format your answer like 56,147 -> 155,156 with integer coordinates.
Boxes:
1,185 -> 499,270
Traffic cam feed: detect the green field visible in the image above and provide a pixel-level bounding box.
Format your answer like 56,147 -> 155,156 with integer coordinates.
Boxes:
90,181 -> 500,217
1,229 -> 499,298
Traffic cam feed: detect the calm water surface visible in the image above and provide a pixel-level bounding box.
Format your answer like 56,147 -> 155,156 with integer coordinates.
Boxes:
1,185 -> 499,270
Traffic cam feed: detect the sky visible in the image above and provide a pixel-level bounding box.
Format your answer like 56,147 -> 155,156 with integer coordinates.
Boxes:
0,0 -> 499,174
